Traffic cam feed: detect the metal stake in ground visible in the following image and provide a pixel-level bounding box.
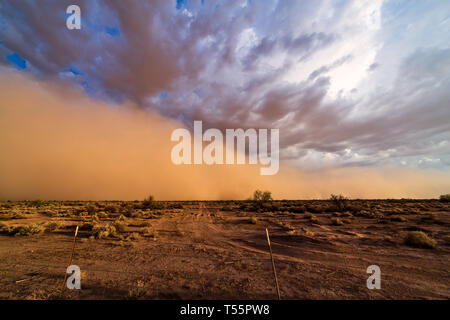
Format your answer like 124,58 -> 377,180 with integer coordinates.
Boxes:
265,228 -> 281,300
60,225 -> 79,297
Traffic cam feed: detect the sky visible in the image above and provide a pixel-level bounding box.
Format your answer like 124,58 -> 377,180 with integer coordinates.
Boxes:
0,0 -> 449,199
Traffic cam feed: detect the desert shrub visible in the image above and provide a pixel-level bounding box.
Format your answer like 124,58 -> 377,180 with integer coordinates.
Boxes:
439,194 -> 450,202
112,220 -> 127,233
355,210 -> 384,219
142,195 -> 155,207
404,231 -> 436,249
135,222 -> 151,228
341,211 -> 353,217
127,280 -> 146,299
253,190 -> 263,201
15,224 -> 45,236
289,206 -> 306,213
0,211 -> 25,220
331,217 -> 344,226
141,195 -> 164,210
127,232 -> 141,241
305,213 -> 319,224
249,217 -> 258,224
142,227 -> 158,238
0,222 -> 12,234
166,202 -> 183,209
30,199 -> 48,207
261,191 -> 273,201
104,205 -> 118,213
86,204 -> 97,215
97,211 -> 108,219
330,194 -> 349,212
92,224 -> 117,239
252,190 -> 273,202
79,222 -> 95,231
44,222 -> 61,232
305,205 -> 321,214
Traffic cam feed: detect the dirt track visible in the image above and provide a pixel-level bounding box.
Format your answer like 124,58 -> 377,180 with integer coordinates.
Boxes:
0,200 -> 449,299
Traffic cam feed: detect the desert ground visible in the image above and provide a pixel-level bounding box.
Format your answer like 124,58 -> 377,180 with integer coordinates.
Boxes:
0,199 -> 449,300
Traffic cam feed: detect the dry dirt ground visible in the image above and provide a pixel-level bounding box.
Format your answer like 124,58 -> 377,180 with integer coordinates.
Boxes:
0,199 -> 449,300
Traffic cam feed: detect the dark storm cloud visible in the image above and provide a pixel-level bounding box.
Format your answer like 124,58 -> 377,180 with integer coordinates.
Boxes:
0,0 -> 449,169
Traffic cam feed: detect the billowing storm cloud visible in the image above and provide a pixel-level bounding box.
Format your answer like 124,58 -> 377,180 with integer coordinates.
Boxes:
0,0 -> 449,199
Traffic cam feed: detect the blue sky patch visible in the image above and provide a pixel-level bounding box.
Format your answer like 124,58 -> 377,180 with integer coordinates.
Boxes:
6,52 -> 26,69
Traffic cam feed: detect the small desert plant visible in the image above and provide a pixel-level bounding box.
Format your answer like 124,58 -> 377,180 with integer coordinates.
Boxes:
439,194 -> 450,202
305,213 -> 319,224
249,217 -> 258,224
127,280 -> 146,299
104,205 -> 118,213
15,224 -> 45,236
30,199 -> 48,207
404,231 -> 436,249
253,190 -> 263,201
0,211 -> 25,220
44,222 -> 61,232
126,232 -> 141,241
253,190 -> 273,202
142,195 -> 155,207
330,194 -> 348,212
112,220 -> 127,233
331,217 -> 343,226
142,227 -> 158,239
92,224 -> 117,239
86,204 -> 97,215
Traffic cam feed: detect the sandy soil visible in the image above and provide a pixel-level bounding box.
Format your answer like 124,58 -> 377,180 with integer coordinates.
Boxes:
0,199 -> 449,299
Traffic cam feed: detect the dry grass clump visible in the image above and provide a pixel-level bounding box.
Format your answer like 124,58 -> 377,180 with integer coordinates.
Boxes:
142,227 -> 158,239
355,210 -> 384,219
330,194 -> 349,212
86,204 -> 97,215
104,205 -> 119,213
272,220 -> 295,231
0,223 -> 45,236
92,224 -> 117,239
127,280 -> 146,299
331,217 -> 344,226
126,232 -> 141,241
29,199 -> 48,207
44,221 -> 61,232
404,231 -> 436,249
0,211 -> 26,220
112,220 -> 127,233
248,217 -> 258,224
305,213 -> 320,224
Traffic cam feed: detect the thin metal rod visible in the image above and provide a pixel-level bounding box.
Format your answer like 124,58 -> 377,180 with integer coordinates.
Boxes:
60,225 -> 79,297
265,228 -> 281,300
